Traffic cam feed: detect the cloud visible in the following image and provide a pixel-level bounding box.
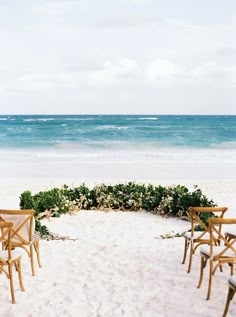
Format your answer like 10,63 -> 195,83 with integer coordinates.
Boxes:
146,59 -> 181,85
190,62 -> 232,84
3,54 -> 235,95
95,15 -> 163,29
0,4 -> 8,15
31,0 -> 80,16
89,58 -> 141,85
144,58 -> 236,87
0,0 -> 235,114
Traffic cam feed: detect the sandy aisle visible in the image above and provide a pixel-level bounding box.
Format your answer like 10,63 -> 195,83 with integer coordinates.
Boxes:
0,210 -> 235,317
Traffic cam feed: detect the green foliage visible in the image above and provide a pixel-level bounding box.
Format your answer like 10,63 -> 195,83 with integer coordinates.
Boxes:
142,184 -> 166,211
157,185 -> 189,216
35,219 -> 50,236
33,188 -> 71,218
61,184 -> 92,210
20,190 -> 34,209
19,182 -> 216,237
177,185 -> 216,226
88,182 -> 166,211
177,185 -> 216,214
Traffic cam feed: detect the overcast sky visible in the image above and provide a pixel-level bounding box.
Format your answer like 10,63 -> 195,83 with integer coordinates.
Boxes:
0,0 -> 235,115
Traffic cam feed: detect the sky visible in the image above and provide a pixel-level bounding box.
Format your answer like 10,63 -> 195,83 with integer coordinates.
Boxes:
0,0 -> 235,115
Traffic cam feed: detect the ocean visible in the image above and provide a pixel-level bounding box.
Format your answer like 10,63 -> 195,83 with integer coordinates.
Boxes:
1,114 -> 236,149
0,114 -> 236,181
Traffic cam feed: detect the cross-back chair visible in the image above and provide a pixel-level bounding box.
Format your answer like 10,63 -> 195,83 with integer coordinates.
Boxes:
0,209 -> 42,276
0,221 -> 25,303
222,276 -> 236,317
182,206 -> 228,273
225,227 -> 236,243
197,218 -> 236,300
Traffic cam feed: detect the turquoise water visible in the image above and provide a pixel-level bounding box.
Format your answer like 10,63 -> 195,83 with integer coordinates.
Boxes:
0,114 -> 236,149
1,115 -> 236,181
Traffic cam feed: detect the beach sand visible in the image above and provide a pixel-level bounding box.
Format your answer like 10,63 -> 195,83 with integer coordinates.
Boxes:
0,159 -> 236,316
0,208 -> 235,317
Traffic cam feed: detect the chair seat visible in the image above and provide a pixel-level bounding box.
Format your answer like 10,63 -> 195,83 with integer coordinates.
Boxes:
200,245 -> 236,258
184,231 -> 210,239
225,229 -> 236,238
229,276 -> 236,288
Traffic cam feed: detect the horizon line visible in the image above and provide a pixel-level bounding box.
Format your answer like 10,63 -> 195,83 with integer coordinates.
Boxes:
0,113 -> 236,116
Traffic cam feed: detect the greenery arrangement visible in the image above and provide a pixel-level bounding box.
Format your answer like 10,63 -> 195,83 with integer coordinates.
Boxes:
19,182 -> 216,237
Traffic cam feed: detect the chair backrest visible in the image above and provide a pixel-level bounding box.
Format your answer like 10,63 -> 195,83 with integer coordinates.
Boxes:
0,222 -> 13,262
0,209 -> 35,245
188,206 -> 228,239
208,218 -> 236,259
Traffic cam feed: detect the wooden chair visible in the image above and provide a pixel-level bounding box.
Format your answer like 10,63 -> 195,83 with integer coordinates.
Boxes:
197,218 -> 236,300
0,222 -> 25,303
182,206 -> 228,273
0,209 -> 42,276
223,276 -> 236,317
225,227 -> 236,243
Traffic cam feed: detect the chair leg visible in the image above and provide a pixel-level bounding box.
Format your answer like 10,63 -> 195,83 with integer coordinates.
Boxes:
223,286 -> 236,317
206,259 -> 214,300
187,240 -> 194,273
8,263 -> 16,304
197,256 -> 207,289
230,263 -> 234,275
34,241 -> 42,268
187,250 -> 193,273
15,259 -> 25,292
182,239 -> 189,265
30,245 -> 35,276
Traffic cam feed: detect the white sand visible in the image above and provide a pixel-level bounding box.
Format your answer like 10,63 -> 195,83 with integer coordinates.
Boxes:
0,157 -> 236,316
0,195 -> 235,317
0,209 -> 235,316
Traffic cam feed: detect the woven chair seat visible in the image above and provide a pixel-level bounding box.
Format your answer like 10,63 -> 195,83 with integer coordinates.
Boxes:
200,245 -> 236,258
184,231 -> 210,239
229,276 -> 236,288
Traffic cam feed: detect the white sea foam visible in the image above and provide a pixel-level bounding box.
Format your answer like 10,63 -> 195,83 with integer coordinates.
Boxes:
64,117 -> 96,121
23,118 -> 55,122
36,118 -> 55,121
212,141 -> 236,149
138,117 -> 158,120
124,117 -> 158,121
95,125 -> 129,130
